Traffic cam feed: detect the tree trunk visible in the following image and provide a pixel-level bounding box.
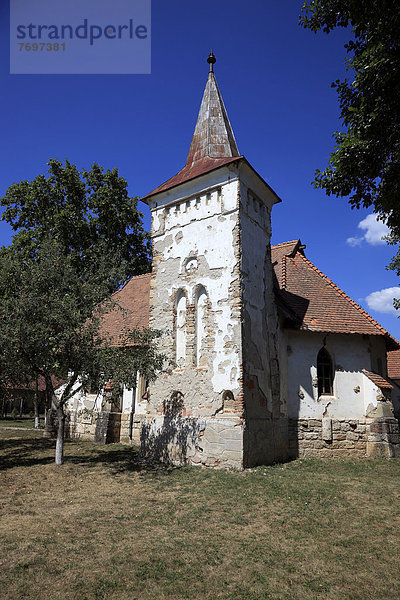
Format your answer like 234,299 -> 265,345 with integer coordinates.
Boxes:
19,396 -> 24,418
34,375 -> 40,429
55,404 -> 65,465
42,372 -> 62,463
44,380 -> 51,429
42,370 -> 77,465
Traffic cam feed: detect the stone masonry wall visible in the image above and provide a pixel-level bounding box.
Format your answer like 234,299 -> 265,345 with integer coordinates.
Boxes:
289,417 -> 400,458
141,416 -> 243,468
68,410 -> 97,441
68,410 -> 144,446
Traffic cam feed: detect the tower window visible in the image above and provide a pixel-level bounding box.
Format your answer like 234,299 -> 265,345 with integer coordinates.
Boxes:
195,286 -> 208,367
317,347 -> 333,396
175,291 -> 187,367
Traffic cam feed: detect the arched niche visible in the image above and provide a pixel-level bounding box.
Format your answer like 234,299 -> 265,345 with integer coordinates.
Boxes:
175,290 -> 187,367
195,286 -> 208,367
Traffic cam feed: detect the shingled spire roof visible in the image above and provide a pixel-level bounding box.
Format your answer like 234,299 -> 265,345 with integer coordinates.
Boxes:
186,51 -> 240,167
143,52 -> 243,201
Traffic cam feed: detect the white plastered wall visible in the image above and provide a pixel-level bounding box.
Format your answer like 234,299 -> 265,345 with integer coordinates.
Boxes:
285,330 -> 388,420
66,372 -> 145,416
63,379 -> 103,414
149,165 -> 242,400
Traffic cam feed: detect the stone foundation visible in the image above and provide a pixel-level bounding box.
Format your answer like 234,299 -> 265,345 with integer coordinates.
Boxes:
68,410 -> 400,464
366,418 -> 400,458
289,417 -> 400,458
67,410 -> 144,446
141,415 -> 243,468
244,417 -> 288,466
120,413 -> 146,445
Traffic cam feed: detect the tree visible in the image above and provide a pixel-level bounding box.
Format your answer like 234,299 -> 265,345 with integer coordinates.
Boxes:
0,160 -> 165,465
300,1 -> 400,237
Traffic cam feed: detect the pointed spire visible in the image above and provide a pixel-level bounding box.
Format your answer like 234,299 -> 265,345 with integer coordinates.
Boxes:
186,52 -> 239,169
143,53 -> 243,201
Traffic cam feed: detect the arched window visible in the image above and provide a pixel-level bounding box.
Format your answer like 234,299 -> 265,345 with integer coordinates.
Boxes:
176,291 -> 186,367
317,347 -> 333,396
195,286 -> 208,367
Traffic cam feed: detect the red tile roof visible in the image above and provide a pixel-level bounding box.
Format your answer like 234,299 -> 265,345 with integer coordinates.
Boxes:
6,375 -> 65,393
99,273 -> 151,346
272,241 -> 399,349
388,349 -> 400,379
362,369 -> 393,390
142,156 -> 242,201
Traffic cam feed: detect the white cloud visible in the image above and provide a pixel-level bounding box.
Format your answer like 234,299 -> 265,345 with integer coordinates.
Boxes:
346,214 -> 390,247
359,214 -> 389,245
346,236 -> 363,247
365,287 -> 400,314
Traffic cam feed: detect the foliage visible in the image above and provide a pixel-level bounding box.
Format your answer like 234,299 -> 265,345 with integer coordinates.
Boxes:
0,160 -> 165,463
1,158 -> 151,285
0,236 -> 163,395
300,1 -> 400,236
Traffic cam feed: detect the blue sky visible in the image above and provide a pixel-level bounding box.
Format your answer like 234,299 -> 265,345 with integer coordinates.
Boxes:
1,0 -> 400,338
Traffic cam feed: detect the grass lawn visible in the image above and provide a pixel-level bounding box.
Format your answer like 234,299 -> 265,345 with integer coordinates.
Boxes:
0,418 -> 41,429
1,429 -> 400,600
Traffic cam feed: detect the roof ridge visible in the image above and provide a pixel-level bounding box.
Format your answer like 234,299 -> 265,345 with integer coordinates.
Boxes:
282,255 -> 287,289
272,240 -> 299,249
297,253 -> 390,337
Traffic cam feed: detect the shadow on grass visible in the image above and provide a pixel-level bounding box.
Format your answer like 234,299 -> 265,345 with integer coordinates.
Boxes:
67,445 -> 182,475
0,436 -> 56,470
0,434 -> 180,475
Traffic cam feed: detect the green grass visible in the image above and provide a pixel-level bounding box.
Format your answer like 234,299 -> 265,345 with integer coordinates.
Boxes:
0,417 -> 40,429
1,428 -> 400,599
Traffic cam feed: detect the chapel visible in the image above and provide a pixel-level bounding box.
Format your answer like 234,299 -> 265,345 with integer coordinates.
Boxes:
66,54 -> 400,466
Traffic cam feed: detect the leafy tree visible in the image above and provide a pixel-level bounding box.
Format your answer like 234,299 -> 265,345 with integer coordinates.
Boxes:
300,1 -> 400,236
2,158 -> 151,284
0,160 -> 165,465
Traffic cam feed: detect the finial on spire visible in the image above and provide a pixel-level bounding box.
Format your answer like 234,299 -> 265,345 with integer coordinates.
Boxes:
207,50 -> 216,73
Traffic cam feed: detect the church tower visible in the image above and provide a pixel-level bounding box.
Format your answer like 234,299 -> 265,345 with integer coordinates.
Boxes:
141,54 -> 287,468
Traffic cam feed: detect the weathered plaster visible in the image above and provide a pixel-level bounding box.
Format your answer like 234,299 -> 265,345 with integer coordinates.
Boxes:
143,167 -> 244,467
284,331 -> 388,420
149,171 -> 243,403
238,170 -> 287,466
